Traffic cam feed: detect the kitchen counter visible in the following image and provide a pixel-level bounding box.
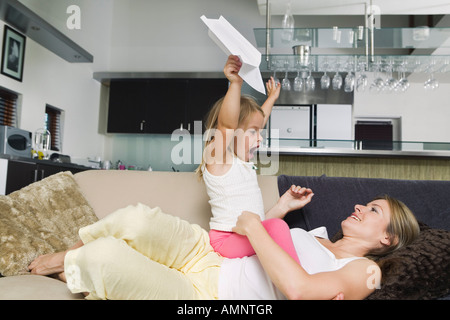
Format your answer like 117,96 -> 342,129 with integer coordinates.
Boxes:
259,138 -> 450,160
0,154 -> 94,171
0,154 -> 95,195
256,145 -> 450,181
259,146 -> 450,159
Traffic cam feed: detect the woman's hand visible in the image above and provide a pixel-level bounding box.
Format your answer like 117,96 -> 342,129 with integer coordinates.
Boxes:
232,211 -> 262,237
28,251 -> 67,276
223,55 -> 243,84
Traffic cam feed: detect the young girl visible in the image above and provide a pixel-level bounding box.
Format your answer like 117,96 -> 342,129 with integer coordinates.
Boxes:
197,55 -> 313,263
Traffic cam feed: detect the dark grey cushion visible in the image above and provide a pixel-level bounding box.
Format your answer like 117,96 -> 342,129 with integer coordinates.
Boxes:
279,175 -> 450,237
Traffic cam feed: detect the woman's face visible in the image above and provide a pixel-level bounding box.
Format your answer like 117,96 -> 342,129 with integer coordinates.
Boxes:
341,199 -> 393,248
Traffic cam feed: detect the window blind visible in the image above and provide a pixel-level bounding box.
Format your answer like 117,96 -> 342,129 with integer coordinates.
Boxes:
45,105 -> 61,152
0,88 -> 18,127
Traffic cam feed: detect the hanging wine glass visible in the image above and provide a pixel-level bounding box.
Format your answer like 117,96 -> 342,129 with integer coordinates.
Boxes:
397,72 -> 410,93
369,61 -> 385,93
305,68 -> 315,91
293,70 -> 303,91
370,75 -> 385,93
396,61 -> 410,93
332,69 -> 342,91
281,60 -> 291,91
424,73 -> 439,91
344,71 -> 355,92
384,64 -> 398,93
320,61 -> 330,90
271,59 -> 280,86
355,62 -> 368,92
355,62 -> 369,92
320,71 -> 330,90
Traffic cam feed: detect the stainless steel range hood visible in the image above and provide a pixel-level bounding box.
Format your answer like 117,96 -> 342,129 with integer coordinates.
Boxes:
0,0 -> 93,63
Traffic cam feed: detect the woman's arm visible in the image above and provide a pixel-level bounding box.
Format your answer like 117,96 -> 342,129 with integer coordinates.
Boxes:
233,212 -> 379,300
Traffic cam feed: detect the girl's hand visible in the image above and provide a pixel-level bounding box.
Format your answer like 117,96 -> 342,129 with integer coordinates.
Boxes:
224,55 -> 243,84
266,76 -> 281,100
232,211 -> 262,236
278,185 -> 314,213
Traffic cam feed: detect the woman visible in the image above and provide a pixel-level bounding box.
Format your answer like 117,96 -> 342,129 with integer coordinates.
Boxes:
28,186 -> 419,300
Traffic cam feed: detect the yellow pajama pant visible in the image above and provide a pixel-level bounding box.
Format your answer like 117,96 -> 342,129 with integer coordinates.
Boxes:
64,203 -> 223,300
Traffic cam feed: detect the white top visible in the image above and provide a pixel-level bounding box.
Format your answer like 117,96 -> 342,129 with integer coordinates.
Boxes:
218,227 -> 366,300
202,156 -> 265,231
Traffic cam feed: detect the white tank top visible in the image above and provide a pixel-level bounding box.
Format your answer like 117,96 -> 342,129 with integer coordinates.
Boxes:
202,156 -> 265,231
218,227 -> 366,300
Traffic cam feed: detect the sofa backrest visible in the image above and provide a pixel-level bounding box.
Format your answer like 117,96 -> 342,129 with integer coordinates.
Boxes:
74,170 -> 279,231
279,175 -> 450,238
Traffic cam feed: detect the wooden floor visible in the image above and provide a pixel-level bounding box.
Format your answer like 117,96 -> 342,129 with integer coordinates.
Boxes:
257,154 -> 450,180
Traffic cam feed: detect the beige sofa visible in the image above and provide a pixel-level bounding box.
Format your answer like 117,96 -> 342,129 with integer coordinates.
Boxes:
0,170 -> 279,300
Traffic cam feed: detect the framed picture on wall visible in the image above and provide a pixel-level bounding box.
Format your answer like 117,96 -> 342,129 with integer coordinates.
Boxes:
1,25 -> 26,82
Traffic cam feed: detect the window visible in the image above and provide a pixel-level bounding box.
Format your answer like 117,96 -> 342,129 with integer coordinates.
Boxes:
45,104 -> 62,152
0,87 -> 18,127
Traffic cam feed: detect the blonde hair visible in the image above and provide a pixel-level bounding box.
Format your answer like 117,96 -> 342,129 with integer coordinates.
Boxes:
366,195 -> 420,260
195,95 -> 264,178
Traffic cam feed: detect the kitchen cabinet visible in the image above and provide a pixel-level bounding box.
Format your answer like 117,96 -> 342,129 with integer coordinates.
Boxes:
107,79 -> 149,133
107,78 -> 228,134
3,158 -> 90,195
149,79 -> 188,134
185,79 -> 229,133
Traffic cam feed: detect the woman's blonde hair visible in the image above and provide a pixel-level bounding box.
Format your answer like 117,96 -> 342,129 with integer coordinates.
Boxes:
195,95 -> 264,178
366,195 -> 420,260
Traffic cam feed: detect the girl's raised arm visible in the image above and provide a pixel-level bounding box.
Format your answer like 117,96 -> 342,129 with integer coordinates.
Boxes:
217,55 -> 243,131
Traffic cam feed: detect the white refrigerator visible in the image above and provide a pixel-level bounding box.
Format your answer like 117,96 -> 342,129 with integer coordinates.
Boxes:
270,104 -> 352,141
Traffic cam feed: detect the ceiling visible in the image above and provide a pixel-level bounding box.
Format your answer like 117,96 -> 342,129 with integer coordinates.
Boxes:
257,0 -> 450,16
0,0 -> 93,62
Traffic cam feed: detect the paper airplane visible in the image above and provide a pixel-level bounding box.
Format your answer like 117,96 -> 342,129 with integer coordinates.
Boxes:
200,15 -> 266,95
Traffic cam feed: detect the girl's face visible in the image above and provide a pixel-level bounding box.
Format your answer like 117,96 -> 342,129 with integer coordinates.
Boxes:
341,199 -> 394,249
234,111 -> 264,162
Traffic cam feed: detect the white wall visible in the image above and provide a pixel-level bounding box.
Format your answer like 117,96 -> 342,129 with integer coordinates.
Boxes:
0,21 -> 104,163
108,0 -> 266,72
